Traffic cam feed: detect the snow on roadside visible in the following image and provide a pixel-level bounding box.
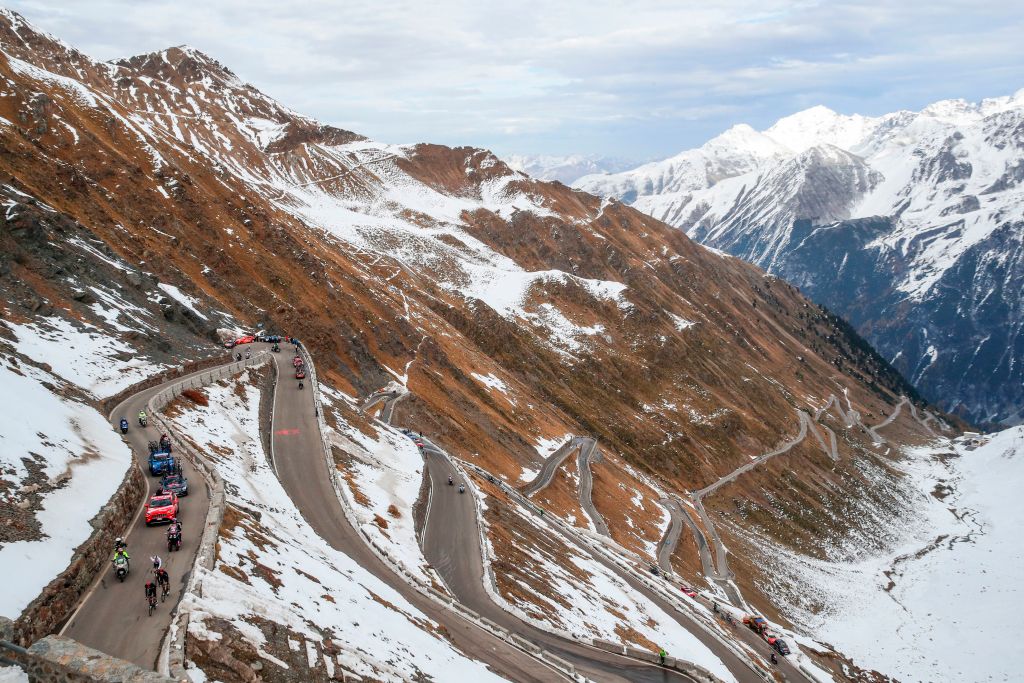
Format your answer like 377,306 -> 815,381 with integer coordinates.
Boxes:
754,430 -> 1024,682
167,371 -> 508,682
0,356 -> 134,619
484,499 -> 736,682
5,315 -> 163,397
0,665 -> 28,683
318,385 -> 433,584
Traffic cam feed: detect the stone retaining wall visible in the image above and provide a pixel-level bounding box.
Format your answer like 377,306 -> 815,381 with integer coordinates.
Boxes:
147,356 -> 268,679
2,630 -> 178,683
12,460 -> 146,646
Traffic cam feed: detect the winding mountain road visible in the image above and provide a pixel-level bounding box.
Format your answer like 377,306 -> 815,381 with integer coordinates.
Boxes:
576,439 -> 609,536
60,357 -> 243,668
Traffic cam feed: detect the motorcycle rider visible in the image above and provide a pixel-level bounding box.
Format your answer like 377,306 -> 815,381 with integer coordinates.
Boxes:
298,381 -> 304,390
770,653 -> 778,665
458,484 -> 465,494
138,410 -> 147,425
167,519 -> 182,547
114,537 -> 128,553
119,418 -> 129,433
448,475 -> 453,486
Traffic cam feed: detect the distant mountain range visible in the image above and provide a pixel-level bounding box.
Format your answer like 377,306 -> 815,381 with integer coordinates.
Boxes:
576,93 -> 1024,426
502,153 -> 637,185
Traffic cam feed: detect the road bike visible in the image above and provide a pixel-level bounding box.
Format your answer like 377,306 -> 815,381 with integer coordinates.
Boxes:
147,593 -> 157,616
160,580 -> 170,602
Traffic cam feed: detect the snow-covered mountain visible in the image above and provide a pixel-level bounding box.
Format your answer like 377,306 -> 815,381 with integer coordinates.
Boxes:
502,153 -> 636,184
577,92 -> 1024,425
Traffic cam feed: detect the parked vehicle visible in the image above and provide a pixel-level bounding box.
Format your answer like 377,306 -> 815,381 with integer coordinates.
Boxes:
145,492 -> 179,526
236,334 -> 256,345
148,451 -> 177,476
743,614 -> 769,635
223,339 -> 237,349
161,473 -> 189,497
765,633 -> 790,656
679,585 -> 697,597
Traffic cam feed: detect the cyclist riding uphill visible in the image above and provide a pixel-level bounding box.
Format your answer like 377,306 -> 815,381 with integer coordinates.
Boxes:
144,580 -> 157,601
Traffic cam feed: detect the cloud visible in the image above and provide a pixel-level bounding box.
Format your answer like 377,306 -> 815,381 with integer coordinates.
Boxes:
6,0 -> 1023,158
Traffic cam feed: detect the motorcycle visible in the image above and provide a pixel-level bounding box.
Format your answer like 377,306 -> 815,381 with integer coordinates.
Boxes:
113,556 -> 129,582
458,484 -> 465,494
298,382 -> 304,390
167,528 -> 182,552
448,476 -> 453,486
119,420 -> 129,434
139,415 -> 148,427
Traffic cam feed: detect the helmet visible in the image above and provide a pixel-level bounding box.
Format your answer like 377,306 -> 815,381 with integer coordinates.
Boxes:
116,537 -> 123,544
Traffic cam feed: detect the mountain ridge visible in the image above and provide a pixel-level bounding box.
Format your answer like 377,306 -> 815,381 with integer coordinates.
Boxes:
576,90 -> 1024,425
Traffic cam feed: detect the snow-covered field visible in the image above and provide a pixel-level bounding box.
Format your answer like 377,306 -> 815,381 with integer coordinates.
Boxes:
0,356 -> 134,618
767,429 -> 1024,682
168,371 -> 505,682
318,385 -> 433,584
483,498 -> 736,682
5,315 -> 160,397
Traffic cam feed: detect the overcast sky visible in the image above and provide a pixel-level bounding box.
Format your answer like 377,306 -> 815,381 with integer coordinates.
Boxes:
7,1 -> 1024,161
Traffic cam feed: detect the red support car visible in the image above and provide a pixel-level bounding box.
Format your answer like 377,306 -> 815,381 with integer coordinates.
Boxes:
145,492 -> 179,526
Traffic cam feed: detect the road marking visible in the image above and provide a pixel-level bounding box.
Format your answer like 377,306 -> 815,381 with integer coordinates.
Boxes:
274,428 -> 300,436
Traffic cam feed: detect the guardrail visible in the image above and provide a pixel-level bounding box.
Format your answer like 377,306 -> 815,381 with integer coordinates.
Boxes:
459,462 -> 765,682
146,354 -> 270,679
300,359 -> 587,682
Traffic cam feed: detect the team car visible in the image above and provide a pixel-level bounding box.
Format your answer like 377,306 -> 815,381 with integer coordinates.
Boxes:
148,450 -> 177,476
160,473 -> 189,497
145,492 -> 179,525
765,633 -> 790,656
295,367 -> 306,379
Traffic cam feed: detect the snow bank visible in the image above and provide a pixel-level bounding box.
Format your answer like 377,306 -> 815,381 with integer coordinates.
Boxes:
169,374 -> 503,681
5,316 -> 160,397
487,501 -> 735,682
764,430 -> 1024,682
319,385 -> 432,583
0,358 -> 134,618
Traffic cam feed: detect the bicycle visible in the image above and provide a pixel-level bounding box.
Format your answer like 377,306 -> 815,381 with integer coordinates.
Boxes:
161,580 -> 170,602
147,592 -> 157,616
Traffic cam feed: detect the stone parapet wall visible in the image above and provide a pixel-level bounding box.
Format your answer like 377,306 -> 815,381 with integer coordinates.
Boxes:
1,631 -> 178,683
12,461 -> 146,646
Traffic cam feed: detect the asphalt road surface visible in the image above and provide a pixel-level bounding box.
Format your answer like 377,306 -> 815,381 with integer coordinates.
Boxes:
521,437 -> 588,497
268,358 -> 565,682
61,359 -> 231,668
419,443 -> 700,683
575,440 -> 609,536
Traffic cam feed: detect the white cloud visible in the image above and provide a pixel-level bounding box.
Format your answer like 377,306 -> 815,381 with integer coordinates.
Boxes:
6,0 -> 1023,158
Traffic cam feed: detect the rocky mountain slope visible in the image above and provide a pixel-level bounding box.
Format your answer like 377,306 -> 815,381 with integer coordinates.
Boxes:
0,8 -> 957,681
577,94 -> 1024,426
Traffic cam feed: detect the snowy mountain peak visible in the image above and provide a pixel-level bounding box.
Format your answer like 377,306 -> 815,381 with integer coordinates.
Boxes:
765,104 -> 883,153
703,123 -> 785,158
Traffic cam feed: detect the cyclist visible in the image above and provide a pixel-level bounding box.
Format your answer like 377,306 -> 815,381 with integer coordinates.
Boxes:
144,580 -> 157,609
155,567 -> 170,599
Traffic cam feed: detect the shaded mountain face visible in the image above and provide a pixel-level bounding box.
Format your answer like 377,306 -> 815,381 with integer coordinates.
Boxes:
0,8 -> 946,661
578,94 -> 1024,425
